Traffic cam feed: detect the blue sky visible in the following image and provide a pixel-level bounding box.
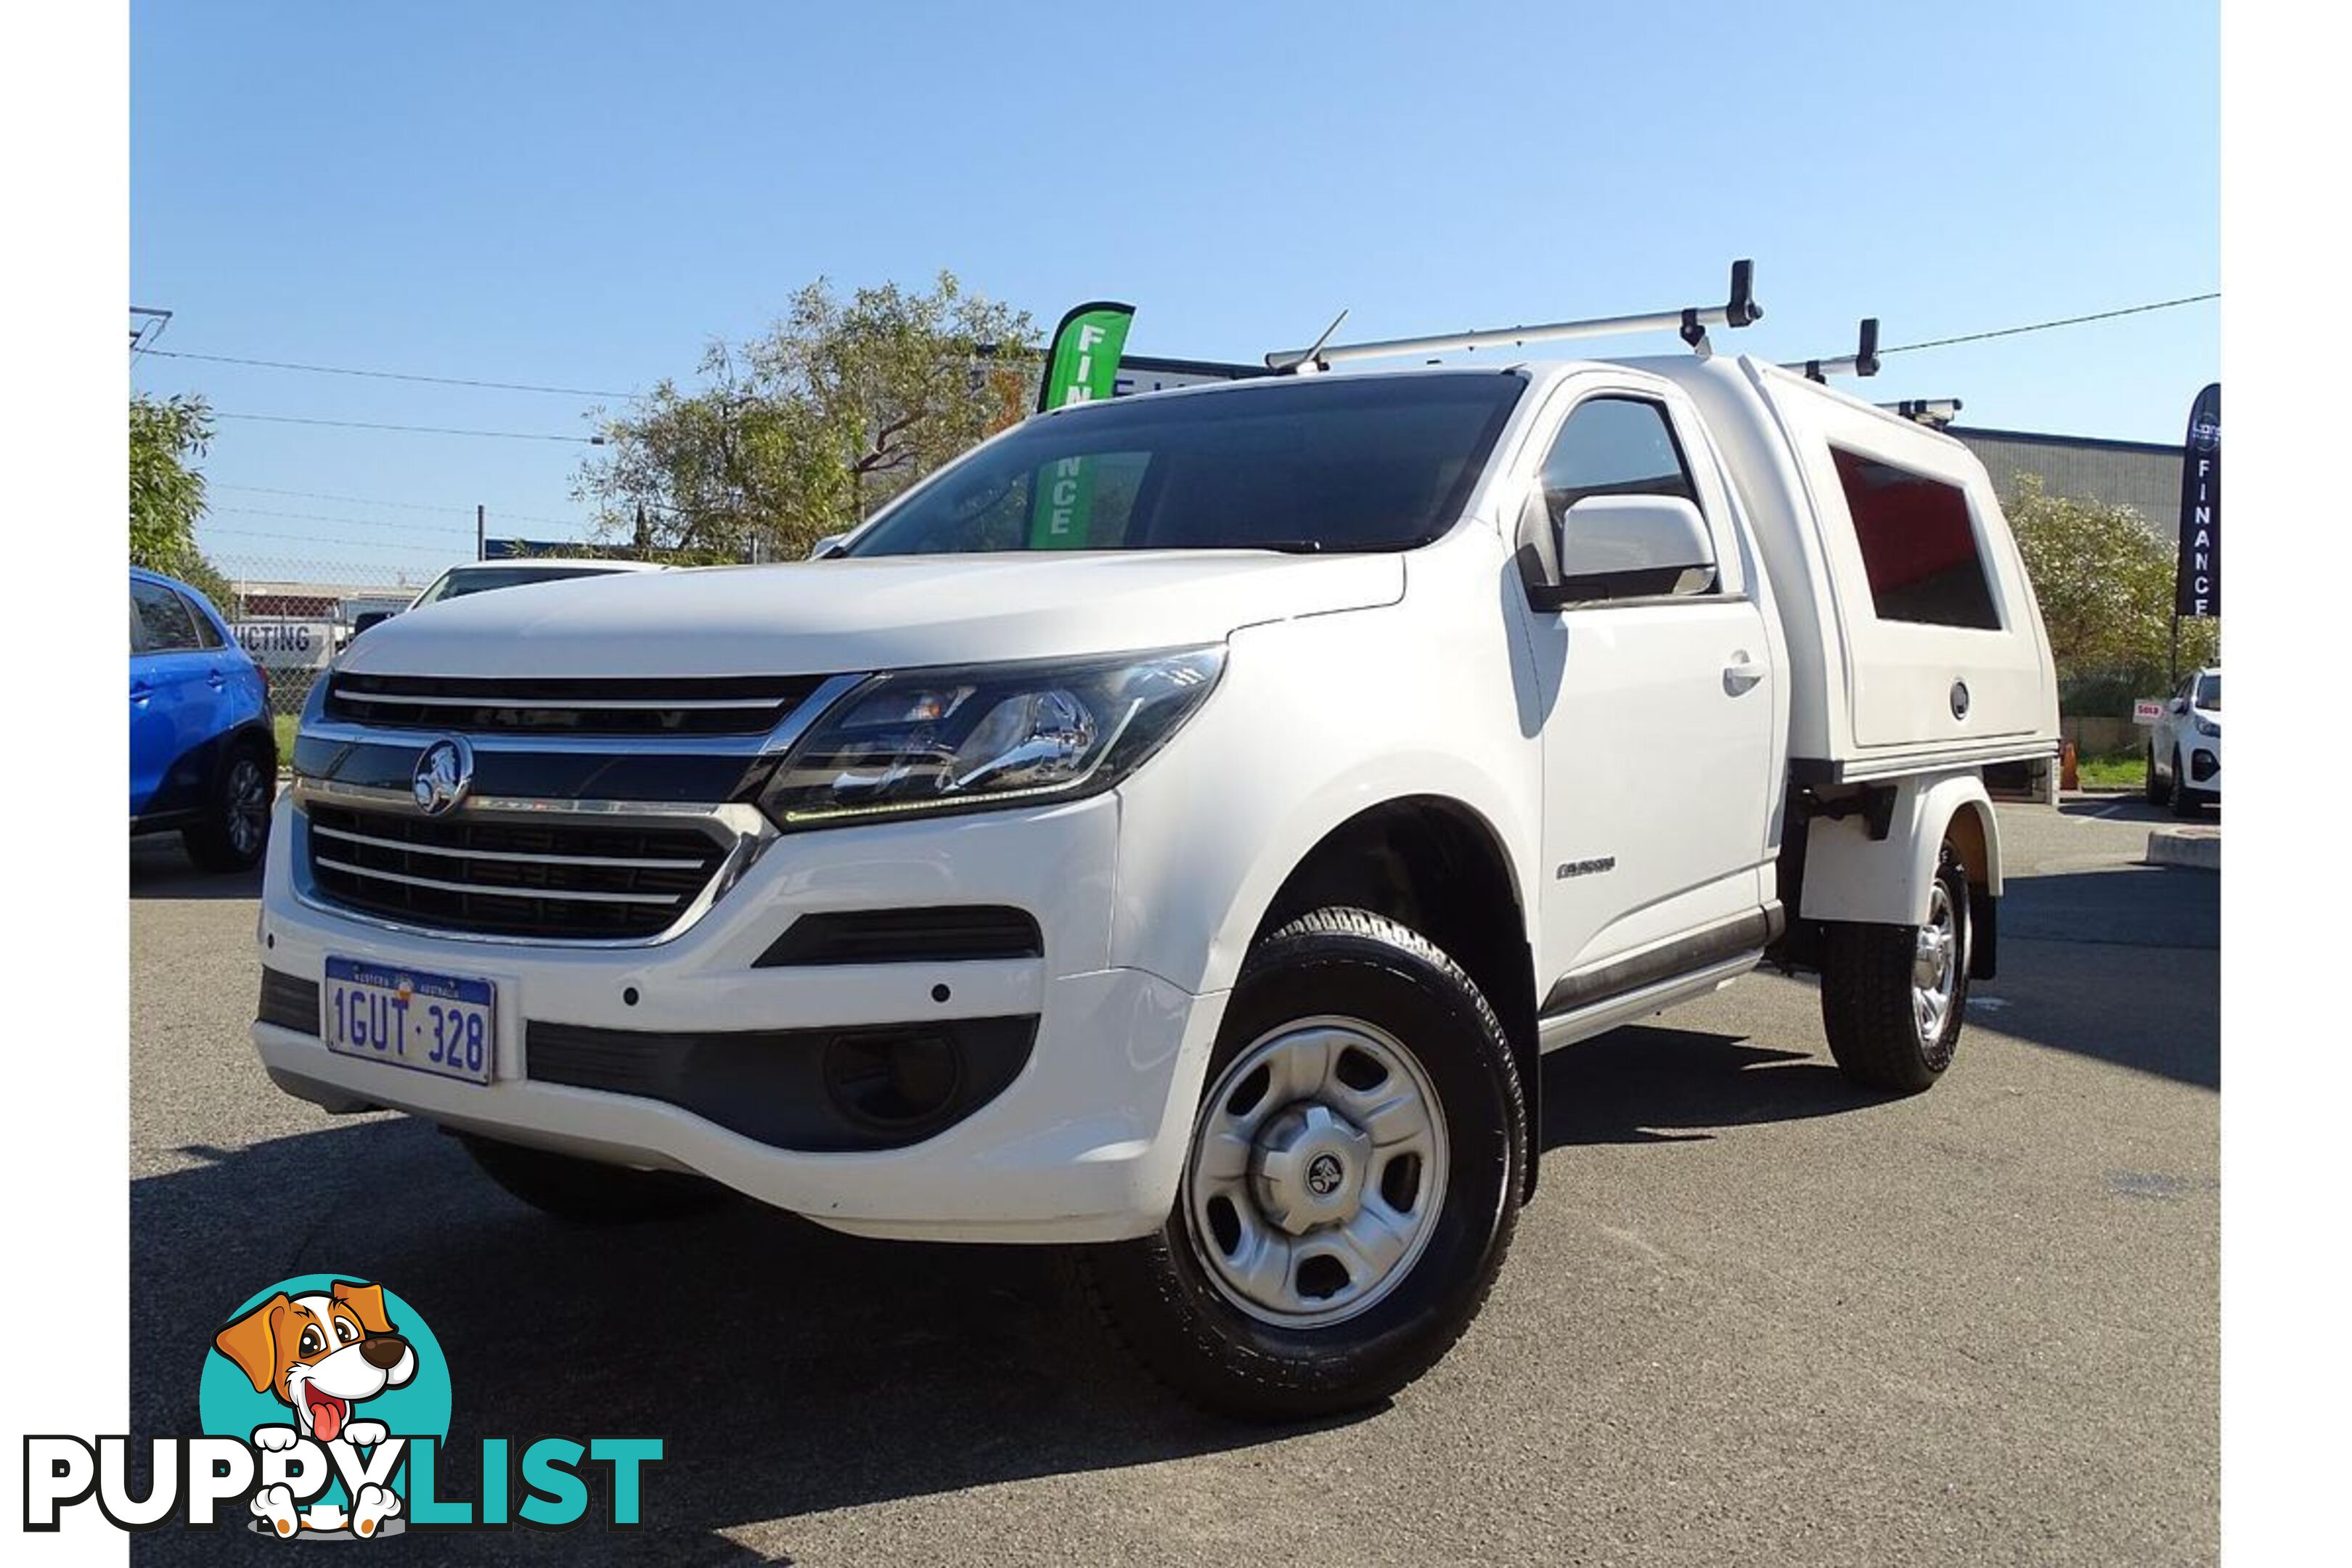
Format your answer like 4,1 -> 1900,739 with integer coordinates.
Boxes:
131,1 -> 2217,584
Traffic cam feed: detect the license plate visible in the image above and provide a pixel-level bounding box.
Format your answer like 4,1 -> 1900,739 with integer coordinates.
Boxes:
322,957 -> 496,1085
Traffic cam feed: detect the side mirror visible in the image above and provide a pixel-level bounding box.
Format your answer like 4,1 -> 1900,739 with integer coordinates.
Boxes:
350,611 -> 395,637
1529,495 -> 1717,610
808,533 -> 849,560
2170,698 -> 2189,715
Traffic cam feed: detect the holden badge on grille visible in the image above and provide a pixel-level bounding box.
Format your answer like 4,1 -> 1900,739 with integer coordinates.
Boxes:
412,738 -> 475,817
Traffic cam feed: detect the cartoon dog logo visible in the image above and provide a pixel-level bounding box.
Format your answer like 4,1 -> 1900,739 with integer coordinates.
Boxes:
211,1280 -> 417,1538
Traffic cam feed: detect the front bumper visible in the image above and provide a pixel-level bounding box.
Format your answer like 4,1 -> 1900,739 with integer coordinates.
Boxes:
2184,742 -> 2221,796
253,793 -> 1228,1244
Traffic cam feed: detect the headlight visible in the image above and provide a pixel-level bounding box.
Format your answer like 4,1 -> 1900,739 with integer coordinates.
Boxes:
759,647 -> 1225,830
2194,715 -> 2220,738
297,669 -> 332,731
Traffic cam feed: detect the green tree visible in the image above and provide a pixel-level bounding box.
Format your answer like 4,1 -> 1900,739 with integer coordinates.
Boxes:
576,273 -> 1039,560
128,393 -> 242,613
2004,473 -> 2218,710
130,393 -> 213,571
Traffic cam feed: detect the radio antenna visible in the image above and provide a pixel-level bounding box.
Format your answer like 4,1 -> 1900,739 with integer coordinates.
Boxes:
1281,309 -> 1350,376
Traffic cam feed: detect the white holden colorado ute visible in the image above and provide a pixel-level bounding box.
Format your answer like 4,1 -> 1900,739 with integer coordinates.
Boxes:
253,343 -> 2058,1418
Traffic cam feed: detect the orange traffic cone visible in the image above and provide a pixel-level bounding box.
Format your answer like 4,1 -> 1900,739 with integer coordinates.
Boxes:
2060,739 -> 2079,791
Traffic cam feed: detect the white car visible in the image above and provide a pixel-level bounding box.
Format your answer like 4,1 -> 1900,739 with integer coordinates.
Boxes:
251,345 -> 2057,1418
2146,665 -> 2221,816
346,558 -> 668,642
407,557 -> 667,609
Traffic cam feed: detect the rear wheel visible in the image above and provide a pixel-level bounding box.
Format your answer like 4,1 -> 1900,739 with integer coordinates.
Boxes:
1820,845 -> 1970,1093
181,739 -> 273,873
1079,907 -> 1525,1422
460,1135 -> 732,1225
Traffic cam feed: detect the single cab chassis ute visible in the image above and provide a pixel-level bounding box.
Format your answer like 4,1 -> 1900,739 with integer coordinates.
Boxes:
253,277 -> 2058,1418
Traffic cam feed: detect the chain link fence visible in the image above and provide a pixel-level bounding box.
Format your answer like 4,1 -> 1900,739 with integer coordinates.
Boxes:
197,541 -> 753,735
203,553 -> 439,728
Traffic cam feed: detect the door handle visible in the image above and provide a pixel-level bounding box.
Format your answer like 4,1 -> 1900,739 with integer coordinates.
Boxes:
1722,654 -> 1767,696
206,670 -> 228,689
129,684 -> 152,704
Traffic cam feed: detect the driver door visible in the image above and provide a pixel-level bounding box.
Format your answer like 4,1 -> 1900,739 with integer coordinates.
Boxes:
1517,375 -> 1781,1005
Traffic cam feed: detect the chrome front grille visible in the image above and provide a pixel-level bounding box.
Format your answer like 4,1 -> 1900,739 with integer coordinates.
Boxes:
301,802 -> 735,940
324,672 -> 824,738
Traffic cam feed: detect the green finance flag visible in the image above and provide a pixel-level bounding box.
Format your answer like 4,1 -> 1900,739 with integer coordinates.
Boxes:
1029,301 -> 1135,549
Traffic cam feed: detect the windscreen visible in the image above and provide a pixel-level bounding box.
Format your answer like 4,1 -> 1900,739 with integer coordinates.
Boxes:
413,566 -> 620,605
844,372 -> 1524,558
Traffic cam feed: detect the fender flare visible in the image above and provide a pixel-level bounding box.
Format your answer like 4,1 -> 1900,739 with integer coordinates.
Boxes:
1798,769 -> 2001,928
1144,760 -> 1540,1000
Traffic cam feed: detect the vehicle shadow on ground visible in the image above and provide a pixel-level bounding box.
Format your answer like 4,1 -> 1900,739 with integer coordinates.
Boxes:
1983,865 -> 2220,1090
129,839 -> 263,902
1539,1023 -> 1884,1148
130,1116 -> 1357,1564
127,989 -> 2193,1561
130,1026 -> 1878,1559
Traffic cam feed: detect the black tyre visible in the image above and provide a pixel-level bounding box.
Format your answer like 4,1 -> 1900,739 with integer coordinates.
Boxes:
2168,751 -> 2202,819
1820,844 -> 1970,1094
181,737 -> 274,873
1079,907 -> 1525,1422
2144,745 -> 2166,805
460,1135 -> 732,1225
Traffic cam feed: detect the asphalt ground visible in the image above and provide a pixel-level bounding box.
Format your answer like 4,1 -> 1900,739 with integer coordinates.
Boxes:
128,796 -> 2217,1566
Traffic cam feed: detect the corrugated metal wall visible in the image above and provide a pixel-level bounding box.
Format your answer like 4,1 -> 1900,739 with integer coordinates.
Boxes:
1951,427 -> 2181,544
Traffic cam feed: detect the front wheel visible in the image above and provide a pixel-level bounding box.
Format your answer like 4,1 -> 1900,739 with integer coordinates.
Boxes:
2168,751 -> 2203,819
1820,846 -> 1970,1093
2144,745 -> 2166,804
1079,907 -> 1525,1422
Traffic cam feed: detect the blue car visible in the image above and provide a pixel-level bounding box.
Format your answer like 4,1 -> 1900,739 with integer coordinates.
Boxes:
130,565 -> 277,871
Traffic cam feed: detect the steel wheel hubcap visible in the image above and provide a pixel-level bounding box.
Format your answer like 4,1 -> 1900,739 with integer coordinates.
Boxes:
1183,1016 -> 1447,1328
226,759 -> 269,856
1912,881 -> 1959,1044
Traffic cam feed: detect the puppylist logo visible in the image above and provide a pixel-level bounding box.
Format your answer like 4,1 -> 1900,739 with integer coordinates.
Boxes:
24,1275 -> 662,1538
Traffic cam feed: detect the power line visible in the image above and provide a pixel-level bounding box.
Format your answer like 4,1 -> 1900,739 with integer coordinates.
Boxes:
205,515 -> 473,545
211,411 -> 605,444
1882,293 -> 2218,356
211,479 -> 588,526
212,503 -> 600,536
147,348 -> 630,400
151,288 -> 2219,420
211,483 -> 475,515
200,524 -> 465,552
209,483 -> 601,531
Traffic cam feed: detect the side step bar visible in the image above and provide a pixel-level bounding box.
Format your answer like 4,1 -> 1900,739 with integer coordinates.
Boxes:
1536,904 -> 1783,1051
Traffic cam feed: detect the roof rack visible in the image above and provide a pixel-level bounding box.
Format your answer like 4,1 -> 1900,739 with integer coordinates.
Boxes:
1785,318 -> 1880,383
1879,397 -> 1962,427
1265,258 -> 1763,373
